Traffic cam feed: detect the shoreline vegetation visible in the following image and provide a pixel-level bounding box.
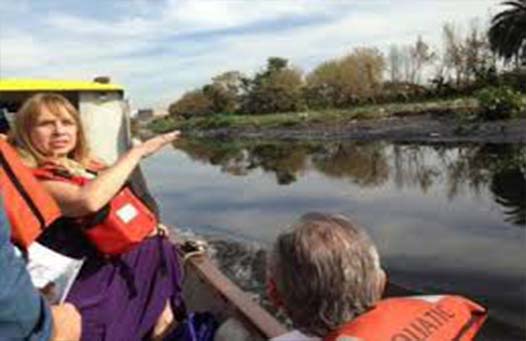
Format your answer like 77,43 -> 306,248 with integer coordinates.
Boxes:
143,97 -> 526,143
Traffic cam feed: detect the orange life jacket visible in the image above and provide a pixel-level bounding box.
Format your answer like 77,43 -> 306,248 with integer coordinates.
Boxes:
0,139 -> 61,249
324,295 -> 487,341
32,163 -> 157,255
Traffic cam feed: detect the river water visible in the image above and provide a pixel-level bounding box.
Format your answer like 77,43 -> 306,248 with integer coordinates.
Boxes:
141,139 -> 525,338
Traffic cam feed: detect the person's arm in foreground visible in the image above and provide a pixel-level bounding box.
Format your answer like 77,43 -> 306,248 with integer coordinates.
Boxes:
0,197 -> 81,340
41,131 -> 180,217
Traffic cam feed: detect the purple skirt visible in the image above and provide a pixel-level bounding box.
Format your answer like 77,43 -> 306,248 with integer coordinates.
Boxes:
66,236 -> 184,341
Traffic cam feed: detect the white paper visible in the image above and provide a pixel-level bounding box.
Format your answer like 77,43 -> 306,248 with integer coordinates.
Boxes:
26,242 -> 85,304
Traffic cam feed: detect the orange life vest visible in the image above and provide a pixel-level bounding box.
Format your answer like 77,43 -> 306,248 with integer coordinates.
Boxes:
32,163 -> 157,255
324,295 -> 487,341
0,139 -> 61,249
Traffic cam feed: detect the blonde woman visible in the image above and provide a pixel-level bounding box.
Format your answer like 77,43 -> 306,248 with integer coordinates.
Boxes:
10,93 -> 183,340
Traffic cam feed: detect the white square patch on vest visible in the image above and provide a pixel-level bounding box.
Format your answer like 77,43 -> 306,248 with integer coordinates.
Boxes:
116,203 -> 138,223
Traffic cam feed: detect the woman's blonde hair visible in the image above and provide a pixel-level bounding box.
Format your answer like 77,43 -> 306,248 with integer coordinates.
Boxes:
9,93 -> 90,167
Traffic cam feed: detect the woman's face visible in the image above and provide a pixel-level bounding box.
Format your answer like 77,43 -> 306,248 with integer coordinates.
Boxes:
29,105 -> 78,158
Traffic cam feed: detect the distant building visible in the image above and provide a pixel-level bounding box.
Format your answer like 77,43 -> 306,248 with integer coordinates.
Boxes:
136,108 -> 154,121
136,108 -> 168,119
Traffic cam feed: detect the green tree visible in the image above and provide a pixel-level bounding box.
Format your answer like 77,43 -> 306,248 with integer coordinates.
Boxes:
488,0 -> 526,67
305,48 -> 385,108
304,60 -> 343,108
241,57 -> 304,114
266,57 -> 288,73
205,71 -> 244,114
168,89 -> 213,118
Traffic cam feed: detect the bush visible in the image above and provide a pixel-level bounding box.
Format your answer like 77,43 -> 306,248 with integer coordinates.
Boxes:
241,65 -> 305,115
168,90 -> 214,118
379,81 -> 430,103
147,116 -> 177,133
498,69 -> 526,92
475,86 -> 526,120
199,116 -> 233,129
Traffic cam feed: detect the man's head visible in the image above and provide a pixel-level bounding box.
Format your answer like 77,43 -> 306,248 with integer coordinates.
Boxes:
268,212 -> 385,336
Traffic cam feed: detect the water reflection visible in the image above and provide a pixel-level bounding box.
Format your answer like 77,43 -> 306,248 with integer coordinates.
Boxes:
143,138 -> 525,336
175,139 -> 525,227
492,168 -> 526,226
313,143 -> 389,187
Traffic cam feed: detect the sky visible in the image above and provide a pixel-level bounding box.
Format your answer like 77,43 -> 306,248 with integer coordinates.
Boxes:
0,0 -> 501,110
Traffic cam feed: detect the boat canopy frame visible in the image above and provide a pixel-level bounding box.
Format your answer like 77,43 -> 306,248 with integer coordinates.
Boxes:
0,79 -> 123,92
0,79 -> 124,113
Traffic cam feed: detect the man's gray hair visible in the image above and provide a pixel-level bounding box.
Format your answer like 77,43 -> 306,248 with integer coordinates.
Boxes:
269,212 -> 383,336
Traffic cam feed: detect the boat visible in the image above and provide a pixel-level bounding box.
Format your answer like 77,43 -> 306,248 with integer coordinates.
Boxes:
0,78 -> 288,340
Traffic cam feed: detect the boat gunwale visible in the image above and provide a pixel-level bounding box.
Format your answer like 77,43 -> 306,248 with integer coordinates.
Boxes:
170,233 -> 287,339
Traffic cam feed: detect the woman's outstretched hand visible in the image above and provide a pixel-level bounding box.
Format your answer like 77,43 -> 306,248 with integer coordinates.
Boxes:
136,131 -> 180,158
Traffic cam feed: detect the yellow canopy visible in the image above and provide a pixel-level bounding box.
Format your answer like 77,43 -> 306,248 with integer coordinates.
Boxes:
0,79 -> 123,92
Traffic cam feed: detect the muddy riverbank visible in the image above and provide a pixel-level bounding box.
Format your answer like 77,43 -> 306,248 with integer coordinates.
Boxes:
186,114 -> 526,143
